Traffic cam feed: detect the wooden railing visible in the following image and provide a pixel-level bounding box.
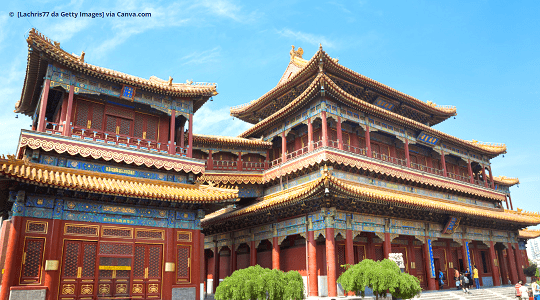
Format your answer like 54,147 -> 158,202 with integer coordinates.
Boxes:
242,161 -> 265,171
213,160 -> 238,170
45,122 -> 63,135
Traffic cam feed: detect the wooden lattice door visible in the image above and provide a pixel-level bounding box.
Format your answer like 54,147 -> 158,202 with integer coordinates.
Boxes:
59,240 -> 97,300
133,244 -> 163,299
414,247 -> 427,289
97,242 -> 133,299
336,244 -> 346,278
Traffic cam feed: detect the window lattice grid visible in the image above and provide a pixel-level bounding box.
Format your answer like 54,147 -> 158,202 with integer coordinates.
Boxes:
75,101 -> 89,127
148,245 -> 162,278
99,243 -> 133,255
65,224 -> 98,236
415,248 -> 424,271
337,245 -> 346,276
102,227 -> 132,238
374,247 -> 384,261
133,114 -> 144,139
27,221 -> 47,234
136,230 -> 164,240
133,245 -> 145,278
91,103 -> 105,130
146,116 -> 158,141
105,116 -> 116,133
82,243 -> 97,278
177,246 -> 190,279
119,118 -> 131,135
62,242 -> 80,277
22,238 -> 44,278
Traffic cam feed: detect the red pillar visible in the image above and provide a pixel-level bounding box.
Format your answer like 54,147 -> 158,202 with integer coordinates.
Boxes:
404,139 -> 411,168
250,241 -> 257,266
187,113 -> 193,158
281,132 -> 287,163
237,152 -> 242,171
337,117 -> 343,150
482,165 -> 488,187
498,248 -> 509,285
193,230 -> 201,300
59,94 -> 68,130
509,195 -> 514,210
200,233 -> 205,297
489,167 -> 495,189
213,246 -> 220,293
441,150 -> 448,177
37,79 -> 51,132
162,227 -> 175,300
326,228 -> 337,297
514,243 -> 526,281
308,231 -> 318,297
423,239 -> 437,290
321,111 -> 328,147
346,229 -> 354,266
506,244 -> 519,284
365,125 -> 372,157
307,118 -> 314,151
265,150 -> 269,169
489,241 -> 501,286
207,150 -> 214,170
467,160 -> 474,184
272,237 -> 280,270
168,110 -> 176,154
0,216 -> 23,300
63,85 -> 75,136
230,244 -> 237,275
180,124 -> 185,149
383,232 -> 391,259
43,218 -> 62,300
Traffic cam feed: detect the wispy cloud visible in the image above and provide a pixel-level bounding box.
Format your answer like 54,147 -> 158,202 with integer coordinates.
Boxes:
277,28 -> 337,49
195,0 -> 261,23
194,104 -> 251,137
181,47 -> 221,66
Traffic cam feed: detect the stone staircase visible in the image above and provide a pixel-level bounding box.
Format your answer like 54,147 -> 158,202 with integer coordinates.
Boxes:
204,285 -> 521,300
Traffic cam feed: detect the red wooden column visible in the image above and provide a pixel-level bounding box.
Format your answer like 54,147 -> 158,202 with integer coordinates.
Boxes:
187,113 -> 193,157
506,243 -> 519,284
0,215 -> 23,300
326,227 -> 337,297
281,132 -> 287,163
162,227 -> 175,300
213,245 -> 220,293
337,117 -> 343,150
482,165 -> 488,187
441,149 -> 448,177
404,139 -> 411,168
37,79 -> 51,132
514,243 -> 526,281
230,244 -> 237,274
307,118 -> 314,151
365,125 -> 372,157
168,110 -> 176,154
489,241 -> 501,286
321,111 -> 328,147
508,195 -> 514,210
345,229 -> 354,266
272,236 -> 280,270
498,248 -> 509,285
307,230 -> 318,296
488,167 -> 495,189
59,94 -> 68,129
383,232 -> 391,259
422,239 -> 436,290
193,230 -> 201,300
43,207 -> 63,300
180,124 -> 185,149
237,152 -> 242,171
200,233 -> 205,297
467,159 -> 474,184
265,150 -> 270,169
207,150 -> 214,170
63,85 -> 75,136
250,240 -> 257,266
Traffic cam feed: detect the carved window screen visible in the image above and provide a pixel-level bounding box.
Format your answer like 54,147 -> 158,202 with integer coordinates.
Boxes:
20,238 -> 45,284
177,245 -> 191,283
133,113 -> 159,141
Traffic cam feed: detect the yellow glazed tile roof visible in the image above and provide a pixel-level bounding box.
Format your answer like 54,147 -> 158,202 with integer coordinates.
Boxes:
197,173 -> 263,185
203,169 -> 540,225
518,229 -> 540,239
239,73 -> 506,156
0,156 -> 238,203
493,176 -> 520,186
192,134 -> 272,149
23,29 -> 217,96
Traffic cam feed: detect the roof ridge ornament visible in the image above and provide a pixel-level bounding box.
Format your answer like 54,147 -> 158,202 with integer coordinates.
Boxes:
290,45 -> 304,60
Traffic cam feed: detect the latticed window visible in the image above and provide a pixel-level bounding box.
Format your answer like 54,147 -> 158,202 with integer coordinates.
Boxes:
177,245 -> 191,283
375,246 -> 384,261
133,113 -> 159,141
21,238 -> 45,284
74,99 -> 105,130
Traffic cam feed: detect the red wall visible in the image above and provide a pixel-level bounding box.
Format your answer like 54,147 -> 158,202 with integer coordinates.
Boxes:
316,243 -> 327,276
219,254 -> 230,279
237,253 -> 250,270
280,246 -> 307,276
257,250 -> 272,269
206,256 -> 214,279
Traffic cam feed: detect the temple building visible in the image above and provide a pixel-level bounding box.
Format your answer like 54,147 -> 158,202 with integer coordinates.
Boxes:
0,29 -> 538,300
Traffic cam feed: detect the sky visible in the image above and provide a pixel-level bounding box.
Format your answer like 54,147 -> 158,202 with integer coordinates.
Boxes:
0,1 -> 539,225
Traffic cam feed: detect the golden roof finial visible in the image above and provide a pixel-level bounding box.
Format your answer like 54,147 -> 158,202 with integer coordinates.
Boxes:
168,76 -> 173,86
290,45 -> 303,60
80,51 -> 85,63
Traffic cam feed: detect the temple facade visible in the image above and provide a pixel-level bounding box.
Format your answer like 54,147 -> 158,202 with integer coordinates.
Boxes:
0,29 -> 538,300
199,46 -> 540,297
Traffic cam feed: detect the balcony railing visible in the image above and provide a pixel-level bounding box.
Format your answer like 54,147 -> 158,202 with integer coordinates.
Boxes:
447,172 -> 471,183
286,147 -> 309,160
45,122 -> 64,135
213,160 -> 238,170
242,161 -> 265,171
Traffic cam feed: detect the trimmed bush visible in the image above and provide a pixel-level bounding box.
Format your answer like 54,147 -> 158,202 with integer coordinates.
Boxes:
337,259 -> 422,300
214,265 -> 304,300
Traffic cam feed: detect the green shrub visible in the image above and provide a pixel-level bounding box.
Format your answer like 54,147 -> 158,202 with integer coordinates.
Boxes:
214,265 -> 304,300
337,259 -> 421,300
524,264 -> 538,277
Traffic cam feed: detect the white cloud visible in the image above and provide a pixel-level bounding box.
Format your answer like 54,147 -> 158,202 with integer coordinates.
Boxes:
193,103 -> 251,137
181,47 -> 221,66
277,28 -> 337,49
195,0 -> 260,23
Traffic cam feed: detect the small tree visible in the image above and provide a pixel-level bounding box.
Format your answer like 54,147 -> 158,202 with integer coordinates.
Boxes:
524,264 -> 538,277
337,259 -> 421,300
214,265 -> 304,300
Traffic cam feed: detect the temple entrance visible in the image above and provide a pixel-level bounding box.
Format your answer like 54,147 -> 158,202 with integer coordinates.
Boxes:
59,241 -> 163,300
59,240 -> 98,300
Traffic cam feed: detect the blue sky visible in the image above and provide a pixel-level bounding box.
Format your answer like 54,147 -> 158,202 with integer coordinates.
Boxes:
0,1 -> 538,223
